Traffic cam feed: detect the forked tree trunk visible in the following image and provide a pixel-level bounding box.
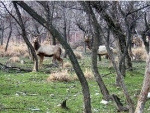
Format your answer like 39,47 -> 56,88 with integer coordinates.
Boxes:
105,34 -> 135,113
89,2 -> 134,112
38,1 -> 56,45
91,37 -> 111,100
90,2 -> 126,81
134,40 -> 150,113
80,1 -> 111,100
13,2 -> 38,72
15,2 -> 92,113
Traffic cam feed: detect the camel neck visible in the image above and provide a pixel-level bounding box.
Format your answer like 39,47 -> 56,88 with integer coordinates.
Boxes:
34,41 -> 41,51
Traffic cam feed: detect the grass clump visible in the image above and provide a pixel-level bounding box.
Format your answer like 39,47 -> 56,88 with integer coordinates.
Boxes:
47,69 -> 72,82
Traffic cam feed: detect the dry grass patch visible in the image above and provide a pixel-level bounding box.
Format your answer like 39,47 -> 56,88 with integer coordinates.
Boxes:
74,51 -> 82,59
73,68 -> 94,80
132,47 -> 147,61
8,56 -> 20,63
47,68 -> 94,82
23,53 -> 30,59
76,46 -> 84,51
0,44 -> 28,57
47,69 -> 72,82
47,68 -> 93,82
0,46 -> 15,57
84,68 -> 94,80
11,44 -> 28,56
63,61 -> 72,68
0,46 -> 5,57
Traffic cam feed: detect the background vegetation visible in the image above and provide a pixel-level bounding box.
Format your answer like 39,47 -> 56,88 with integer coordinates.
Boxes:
0,1 -> 150,113
0,44 -> 147,113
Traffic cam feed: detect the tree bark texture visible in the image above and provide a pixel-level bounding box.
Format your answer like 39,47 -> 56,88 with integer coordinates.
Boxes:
80,1 -> 111,101
0,22 -> 4,45
135,45 -> 150,113
13,2 -> 38,72
91,2 -> 128,77
16,1 -> 92,113
5,21 -> 12,52
90,2 -> 134,112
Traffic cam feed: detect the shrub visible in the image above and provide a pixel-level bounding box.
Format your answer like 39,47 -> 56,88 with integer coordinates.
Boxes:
8,56 -> 20,63
47,70 -> 71,82
132,47 -> 147,61
0,44 -> 28,57
73,51 -> 82,59
84,68 -> 94,80
63,61 -> 72,68
23,53 -> 30,59
73,68 -> 94,80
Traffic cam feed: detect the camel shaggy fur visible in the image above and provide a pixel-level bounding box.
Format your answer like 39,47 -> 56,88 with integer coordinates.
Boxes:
97,45 -> 117,60
33,37 -> 63,68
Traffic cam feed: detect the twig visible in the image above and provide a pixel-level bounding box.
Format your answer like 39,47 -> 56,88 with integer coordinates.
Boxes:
111,94 -> 129,112
61,99 -> 69,109
0,63 -> 32,72
102,72 -> 112,77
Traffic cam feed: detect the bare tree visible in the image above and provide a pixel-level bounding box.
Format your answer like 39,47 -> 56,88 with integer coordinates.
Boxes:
37,1 -> 56,44
80,1 -> 111,101
81,1 -> 136,112
15,1 -> 92,112
0,11 -> 10,46
13,2 -> 39,71
1,1 -> 39,71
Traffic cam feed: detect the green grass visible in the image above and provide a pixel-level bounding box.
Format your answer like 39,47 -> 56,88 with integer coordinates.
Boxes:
0,54 -> 149,113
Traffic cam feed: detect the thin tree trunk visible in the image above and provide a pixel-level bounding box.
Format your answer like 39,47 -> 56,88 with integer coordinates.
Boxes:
88,2 -> 134,112
80,1 -> 111,100
142,32 -> 149,53
62,6 -> 68,58
141,13 -> 149,54
0,22 -> 4,45
5,22 -> 12,52
13,2 -> 38,72
104,31 -> 134,113
134,40 -> 150,113
91,37 -> 110,100
16,2 -> 92,112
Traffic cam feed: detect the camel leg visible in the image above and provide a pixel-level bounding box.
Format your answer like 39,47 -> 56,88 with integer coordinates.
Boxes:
109,60 -> 113,68
98,54 -> 101,61
57,57 -> 63,68
32,60 -> 36,72
39,56 -> 44,68
52,56 -> 56,64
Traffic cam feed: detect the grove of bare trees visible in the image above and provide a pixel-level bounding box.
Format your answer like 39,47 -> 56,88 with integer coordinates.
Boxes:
1,1 -> 150,113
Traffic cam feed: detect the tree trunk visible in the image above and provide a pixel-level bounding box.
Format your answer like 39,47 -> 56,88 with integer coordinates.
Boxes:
141,32 -> 149,53
135,40 -> 150,113
62,7 -> 68,58
16,1 -> 92,112
13,2 -> 38,72
0,22 -> 4,45
141,12 -> 150,54
89,2 -> 134,112
126,53 -> 133,70
91,37 -> 110,100
90,2 -> 127,78
5,21 -> 12,52
80,1 -> 111,100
